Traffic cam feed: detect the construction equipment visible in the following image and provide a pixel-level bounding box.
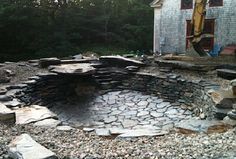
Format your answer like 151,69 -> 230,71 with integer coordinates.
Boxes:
188,0 -> 212,57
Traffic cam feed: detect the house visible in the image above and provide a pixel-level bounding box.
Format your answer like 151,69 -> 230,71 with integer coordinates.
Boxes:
150,0 -> 236,54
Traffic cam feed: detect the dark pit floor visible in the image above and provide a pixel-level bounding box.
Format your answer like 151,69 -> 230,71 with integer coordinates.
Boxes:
50,90 -> 193,132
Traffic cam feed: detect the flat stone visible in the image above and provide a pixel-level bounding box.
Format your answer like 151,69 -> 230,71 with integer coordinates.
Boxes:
125,102 -> 135,106
117,129 -> 168,138
137,111 -> 149,117
104,116 -> 117,124
4,99 -> 22,108
95,128 -> 110,136
100,55 -> 145,67
175,119 -> 232,134
57,126 -> 74,131
157,102 -> 170,108
109,128 -> 130,135
150,112 -> 163,118
39,57 -> 61,68
213,107 -> 231,120
49,63 -> 96,75
137,101 -> 149,106
34,119 -> 61,128
209,90 -> 236,109
0,103 -> 16,124
165,108 -> 178,115
83,128 -> 95,132
228,110 -> 236,120
223,116 -> 236,126
8,134 -> 57,159
121,119 -> 138,128
0,88 -> 7,95
15,105 -> 57,125
217,69 -> 236,80
0,95 -> 12,102
8,84 -> 28,89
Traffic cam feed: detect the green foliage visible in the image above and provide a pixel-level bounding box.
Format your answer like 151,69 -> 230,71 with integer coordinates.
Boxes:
0,0 -> 153,61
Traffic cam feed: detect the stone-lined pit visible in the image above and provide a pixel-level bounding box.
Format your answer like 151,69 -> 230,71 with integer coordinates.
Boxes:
14,57 -> 221,136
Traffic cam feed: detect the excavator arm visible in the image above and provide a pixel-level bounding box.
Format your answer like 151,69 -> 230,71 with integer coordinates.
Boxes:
188,0 -> 210,56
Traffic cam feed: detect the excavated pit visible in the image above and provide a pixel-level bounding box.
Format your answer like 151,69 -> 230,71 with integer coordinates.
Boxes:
17,59 -> 219,133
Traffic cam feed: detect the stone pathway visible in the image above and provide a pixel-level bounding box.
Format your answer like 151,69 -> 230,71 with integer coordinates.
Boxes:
50,90 -> 193,132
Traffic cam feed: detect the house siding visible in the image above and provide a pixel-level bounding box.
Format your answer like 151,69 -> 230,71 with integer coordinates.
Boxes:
153,0 -> 236,54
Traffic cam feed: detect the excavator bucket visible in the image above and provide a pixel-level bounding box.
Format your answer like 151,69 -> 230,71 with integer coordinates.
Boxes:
192,42 -> 209,56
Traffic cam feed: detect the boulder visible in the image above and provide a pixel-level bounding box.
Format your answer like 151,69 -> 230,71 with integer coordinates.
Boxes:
209,89 -> 236,109
39,58 -> 61,68
8,134 -> 57,159
49,63 -> 96,75
175,119 -> 232,134
0,103 -> 15,124
15,105 -> 57,125
100,56 -> 145,67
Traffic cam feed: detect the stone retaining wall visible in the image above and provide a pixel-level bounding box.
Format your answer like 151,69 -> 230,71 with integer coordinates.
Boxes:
18,61 -> 220,119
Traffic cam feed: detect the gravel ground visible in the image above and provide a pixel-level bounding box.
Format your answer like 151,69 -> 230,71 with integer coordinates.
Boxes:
0,62 -> 47,87
0,124 -> 236,159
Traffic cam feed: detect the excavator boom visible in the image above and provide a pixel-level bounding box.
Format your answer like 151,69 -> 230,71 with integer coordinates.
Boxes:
189,0 -> 209,56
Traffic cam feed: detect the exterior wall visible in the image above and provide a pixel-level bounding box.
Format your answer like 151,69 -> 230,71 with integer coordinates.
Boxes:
153,0 -> 236,54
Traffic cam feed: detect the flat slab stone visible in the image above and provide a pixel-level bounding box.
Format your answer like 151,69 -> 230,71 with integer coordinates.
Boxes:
57,126 -> 74,131
95,129 -> 110,136
34,119 -> 61,128
3,99 -> 22,108
39,57 -> 61,68
217,69 -> 236,80
100,55 -> 145,67
15,105 -> 57,125
49,63 -> 96,75
122,119 -> 138,128
8,134 -> 57,159
117,129 -> 168,138
175,119 -> 232,134
0,103 -> 15,124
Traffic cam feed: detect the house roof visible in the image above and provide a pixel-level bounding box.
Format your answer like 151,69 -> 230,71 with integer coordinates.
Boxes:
150,0 -> 164,8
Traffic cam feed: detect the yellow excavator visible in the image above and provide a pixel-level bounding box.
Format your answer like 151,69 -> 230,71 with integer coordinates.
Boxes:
188,0 -> 212,56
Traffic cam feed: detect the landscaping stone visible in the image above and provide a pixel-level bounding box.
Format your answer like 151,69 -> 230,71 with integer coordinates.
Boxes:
8,134 -> 57,159
57,126 -> 74,131
223,116 -> 236,126
217,69 -> 236,80
15,105 -> 57,125
95,129 -> 110,136
39,57 -> 61,68
34,119 -> 61,128
117,129 -> 168,138
175,119 -> 232,134
49,63 -> 96,75
228,110 -> 236,120
0,95 -> 12,102
0,103 -> 16,124
4,99 -> 22,108
100,56 -> 145,67
209,89 -> 236,109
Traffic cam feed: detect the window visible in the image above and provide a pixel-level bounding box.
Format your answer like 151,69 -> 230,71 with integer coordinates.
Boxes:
186,19 -> 215,51
181,0 -> 193,9
209,0 -> 223,7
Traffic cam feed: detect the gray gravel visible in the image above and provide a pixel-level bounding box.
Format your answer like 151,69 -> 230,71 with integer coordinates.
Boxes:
0,124 -> 236,159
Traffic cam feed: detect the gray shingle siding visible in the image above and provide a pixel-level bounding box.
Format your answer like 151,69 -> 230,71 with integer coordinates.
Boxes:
153,0 -> 236,54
